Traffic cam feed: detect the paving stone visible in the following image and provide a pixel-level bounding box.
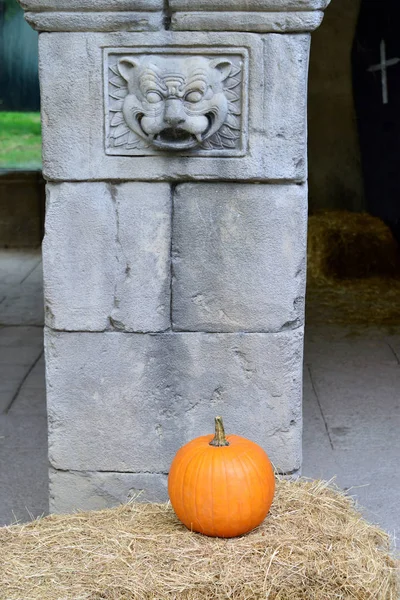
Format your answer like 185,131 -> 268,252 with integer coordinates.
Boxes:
22,261 -> 43,286
46,328 -> 303,475
0,326 -> 44,348
49,470 -> 168,513
0,414 -> 47,452
307,360 -> 400,449
0,284 -> 44,326
302,325 -> 400,539
0,250 -> 41,287
9,388 -> 47,418
0,392 -> 15,414
23,355 -> 46,390
302,365 -> 338,479
0,345 -> 42,366
172,183 -> 307,332
0,448 -> 49,526
330,447 -> 400,538
305,326 -> 398,367
0,364 -> 30,383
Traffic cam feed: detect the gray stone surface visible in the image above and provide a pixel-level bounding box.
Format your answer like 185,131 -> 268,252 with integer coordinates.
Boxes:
43,183 -> 116,332
20,0 -> 163,9
171,11 -> 324,32
110,183 -> 171,332
0,250 -> 44,327
20,0 -> 330,9
45,328 -> 303,475
172,183 -> 307,332
0,320 -> 48,526
49,470 -> 168,513
38,31 -> 308,182
169,0 -> 330,9
43,182 -> 171,333
303,326 -> 400,539
26,11 -> 164,32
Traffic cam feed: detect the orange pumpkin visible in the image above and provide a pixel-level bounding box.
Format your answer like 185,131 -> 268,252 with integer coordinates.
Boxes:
168,416 -> 275,538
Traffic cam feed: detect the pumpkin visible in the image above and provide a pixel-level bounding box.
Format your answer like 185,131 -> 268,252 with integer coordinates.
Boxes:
168,416 -> 275,538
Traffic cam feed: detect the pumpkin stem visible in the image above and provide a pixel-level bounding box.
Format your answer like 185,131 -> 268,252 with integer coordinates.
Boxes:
209,416 -> 230,447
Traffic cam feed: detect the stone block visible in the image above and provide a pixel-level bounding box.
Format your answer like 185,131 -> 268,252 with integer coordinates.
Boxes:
43,183 -> 116,331
46,328 -> 303,475
20,0 -> 163,9
26,11 -> 164,32
172,183 -> 307,333
38,31 -> 308,182
110,182 -> 171,332
43,182 -> 171,332
171,11 -> 324,32
169,0 -> 330,9
49,470 -> 168,513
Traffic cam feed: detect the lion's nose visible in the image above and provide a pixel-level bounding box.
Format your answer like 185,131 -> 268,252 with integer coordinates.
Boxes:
164,100 -> 186,127
165,115 -> 185,127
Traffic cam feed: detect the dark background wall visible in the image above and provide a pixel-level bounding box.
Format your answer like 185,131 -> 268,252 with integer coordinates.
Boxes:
0,0 -> 40,111
308,0 -> 365,213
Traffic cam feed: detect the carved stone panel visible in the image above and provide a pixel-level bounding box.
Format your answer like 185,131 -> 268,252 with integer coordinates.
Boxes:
104,48 -> 248,157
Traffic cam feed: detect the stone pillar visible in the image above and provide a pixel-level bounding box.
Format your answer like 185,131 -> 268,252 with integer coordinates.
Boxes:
19,0 -> 330,513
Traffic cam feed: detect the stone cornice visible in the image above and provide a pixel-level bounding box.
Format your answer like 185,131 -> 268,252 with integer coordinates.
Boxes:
171,11 -> 325,32
169,0 -> 331,10
19,0 -> 163,10
18,0 -> 330,32
24,12 -> 163,32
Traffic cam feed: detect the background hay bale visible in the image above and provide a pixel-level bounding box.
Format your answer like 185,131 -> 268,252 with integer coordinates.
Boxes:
1,479 -> 398,599
306,211 -> 400,325
308,211 -> 400,282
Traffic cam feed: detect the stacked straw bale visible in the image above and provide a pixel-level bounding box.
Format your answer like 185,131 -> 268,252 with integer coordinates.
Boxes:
1,479 -> 398,599
307,211 -> 400,325
308,211 -> 400,283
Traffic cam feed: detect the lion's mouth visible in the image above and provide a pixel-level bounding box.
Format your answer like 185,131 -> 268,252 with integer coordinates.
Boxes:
151,127 -> 199,150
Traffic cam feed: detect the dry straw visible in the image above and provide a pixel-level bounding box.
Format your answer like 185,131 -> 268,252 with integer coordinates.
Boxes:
307,211 -> 400,326
307,211 -> 400,283
1,479 -> 398,599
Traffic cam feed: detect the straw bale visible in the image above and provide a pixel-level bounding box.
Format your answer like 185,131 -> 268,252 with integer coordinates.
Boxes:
1,479 -> 398,599
308,211 -> 400,282
306,277 -> 400,326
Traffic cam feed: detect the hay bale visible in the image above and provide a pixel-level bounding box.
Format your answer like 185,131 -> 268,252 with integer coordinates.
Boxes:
308,211 -> 400,282
306,277 -> 400,326
1,479 -> 398,599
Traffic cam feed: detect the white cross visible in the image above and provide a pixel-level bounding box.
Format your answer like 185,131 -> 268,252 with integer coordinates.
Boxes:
368,39 -> 400,105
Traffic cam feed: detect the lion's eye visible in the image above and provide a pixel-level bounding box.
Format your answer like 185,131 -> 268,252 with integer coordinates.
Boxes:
146,91 -> 163,103
185,90 -> 203,103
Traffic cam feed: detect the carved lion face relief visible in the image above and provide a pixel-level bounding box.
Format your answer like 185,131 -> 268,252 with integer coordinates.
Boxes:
117,56 -> 234,151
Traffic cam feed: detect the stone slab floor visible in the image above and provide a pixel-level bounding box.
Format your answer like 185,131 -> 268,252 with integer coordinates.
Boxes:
0,249 -> 399,547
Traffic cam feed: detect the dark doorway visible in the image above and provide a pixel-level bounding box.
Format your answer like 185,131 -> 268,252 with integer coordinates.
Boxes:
352,0 -> 400,243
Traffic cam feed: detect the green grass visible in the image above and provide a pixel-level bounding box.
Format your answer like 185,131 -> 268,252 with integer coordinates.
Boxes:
0,112 -> 42,169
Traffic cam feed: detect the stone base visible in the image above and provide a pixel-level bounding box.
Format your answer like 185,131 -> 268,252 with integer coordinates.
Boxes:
46,328 -> 303,482
49,469 -> 168,513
